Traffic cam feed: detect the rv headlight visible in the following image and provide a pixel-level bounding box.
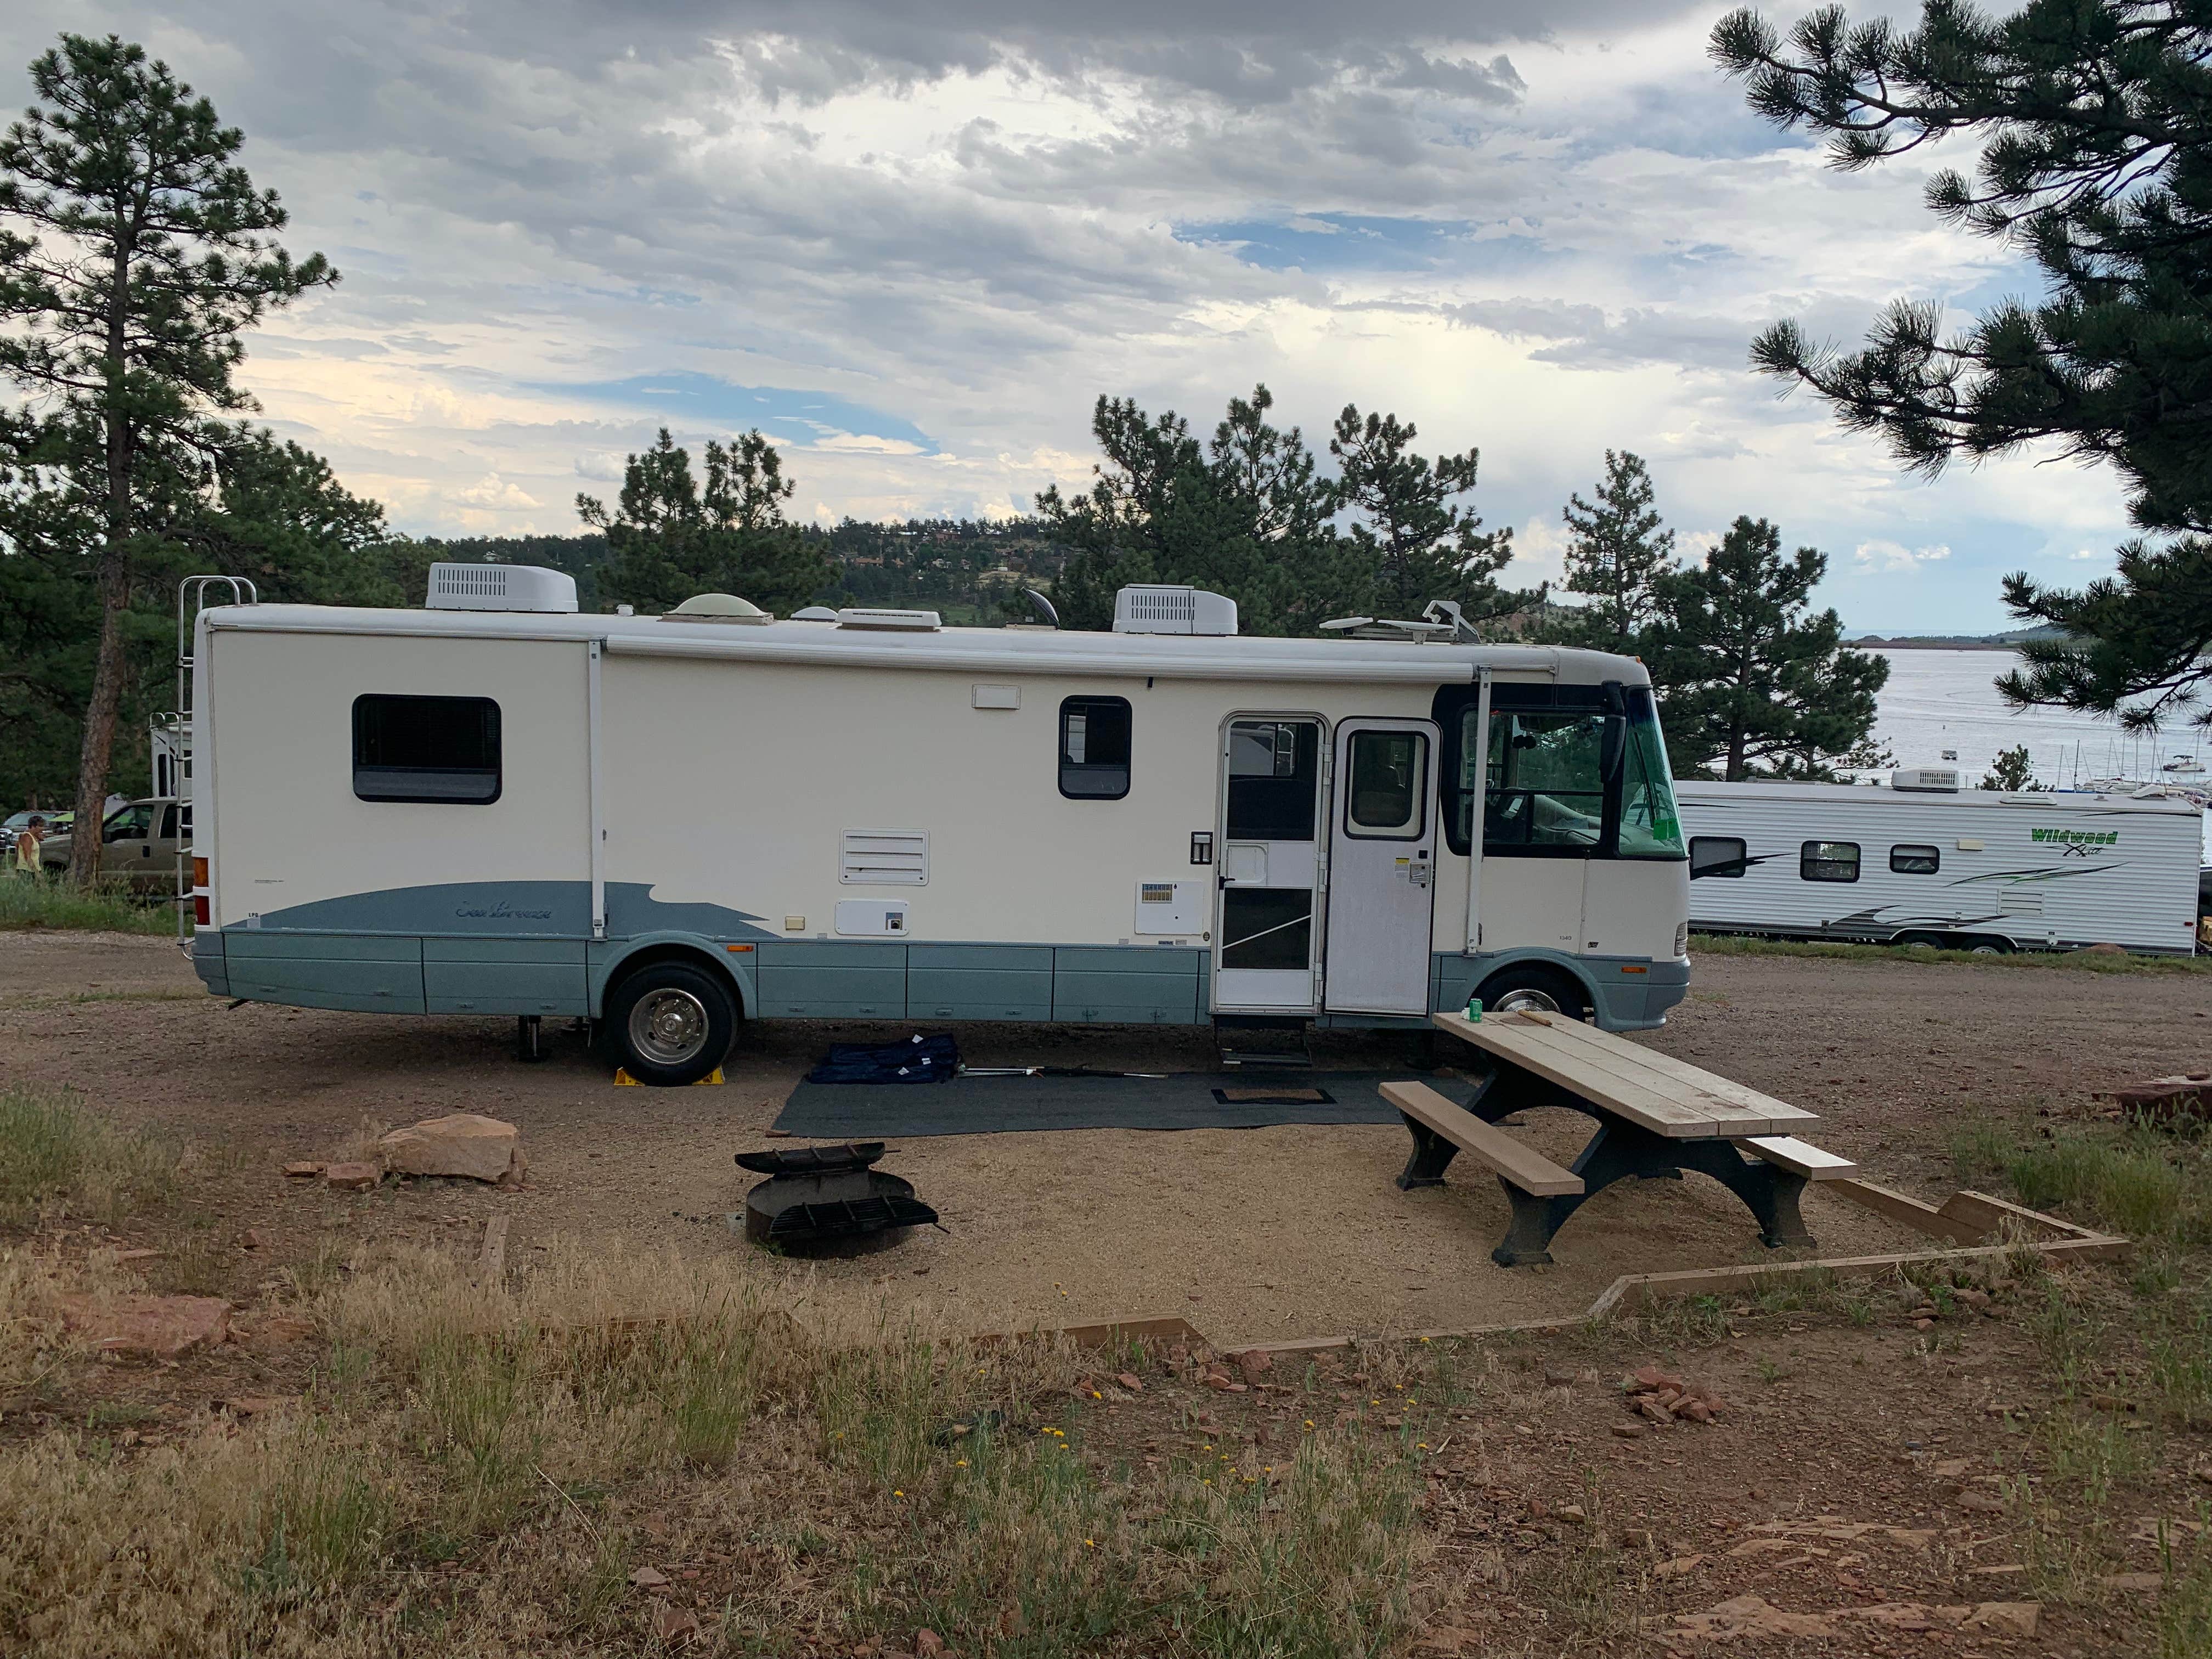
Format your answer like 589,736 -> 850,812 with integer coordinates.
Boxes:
1674,922 -> 1689,958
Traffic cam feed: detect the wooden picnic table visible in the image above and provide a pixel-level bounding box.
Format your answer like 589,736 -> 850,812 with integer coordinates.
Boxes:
1392,1009 -> 1853,1266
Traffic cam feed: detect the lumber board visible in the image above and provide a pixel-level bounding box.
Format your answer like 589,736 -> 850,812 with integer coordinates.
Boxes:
1494,1009 -> 1820,1127
1826,1178 -> 1985,1244
1381,1079 -> 1584,1196
1938,1189 -> 2100,1242
1431,1011 -> 1814,1137
1494,1018 -> 1802,1133
1735,1135 -> 1858,1180
476,1213 -> 510,1286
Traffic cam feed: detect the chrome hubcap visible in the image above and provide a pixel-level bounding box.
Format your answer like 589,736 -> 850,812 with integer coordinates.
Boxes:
630,988 -> 709,1065
1491,986 -> 1562,1014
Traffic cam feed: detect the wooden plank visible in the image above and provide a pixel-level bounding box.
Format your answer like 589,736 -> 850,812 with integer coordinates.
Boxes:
1496,1010 -> 1820,1127
475,1213 -> 510,1286
1735,1135 -> 1858,1180
1825,1178 -> 1985,1244
1938,1190 -> 2100,1242
1381,1080 -> 1584,1196
1432,1011 -> 1812,1137
1494,1019 -> 1805,1133
1431,1013 -> 1725,1135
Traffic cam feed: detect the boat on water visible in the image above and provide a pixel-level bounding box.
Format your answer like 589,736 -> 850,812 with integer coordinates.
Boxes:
2164,754 -> 2207,775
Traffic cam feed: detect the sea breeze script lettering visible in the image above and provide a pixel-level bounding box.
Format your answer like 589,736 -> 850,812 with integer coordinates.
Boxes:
2029,828 -> 2117,845
454,901 -> 555,920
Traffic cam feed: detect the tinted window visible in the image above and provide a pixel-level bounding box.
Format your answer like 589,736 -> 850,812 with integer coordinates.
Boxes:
1891,844 -> 1940,874
1477,709 -> 1606,850
1801,840 -> 1860,883
1689,836 -> 1748,878
1058,697 -> 1131,799
353,695 -> 503,804
1226,719 -> 1319,840
1345,730 -> 1426,838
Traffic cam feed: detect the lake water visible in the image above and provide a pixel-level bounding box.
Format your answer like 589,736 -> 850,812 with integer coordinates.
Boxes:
1860,647 -> 2209,858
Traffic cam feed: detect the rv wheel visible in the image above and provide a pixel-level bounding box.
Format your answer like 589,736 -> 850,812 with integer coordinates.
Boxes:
1474,965 -> 1592,1022
1964,936 -> 2013,956
606,962 -> 736,1086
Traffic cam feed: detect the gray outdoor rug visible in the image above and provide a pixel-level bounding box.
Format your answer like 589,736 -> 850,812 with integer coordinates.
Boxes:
771,1069 -> 1475,1139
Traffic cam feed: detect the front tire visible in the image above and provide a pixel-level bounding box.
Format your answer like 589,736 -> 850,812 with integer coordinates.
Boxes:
1474,963 -> 1593,1022
606,961 -> 737,1086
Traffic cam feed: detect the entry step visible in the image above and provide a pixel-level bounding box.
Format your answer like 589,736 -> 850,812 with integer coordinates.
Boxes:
1212,1018 -> 1314,1070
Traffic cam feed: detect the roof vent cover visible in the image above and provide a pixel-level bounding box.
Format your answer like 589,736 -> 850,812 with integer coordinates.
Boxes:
663,592 -> 771,624
1113,585 -> 1238,636
426,563 -> 578,614
1892,765 -> 1962,793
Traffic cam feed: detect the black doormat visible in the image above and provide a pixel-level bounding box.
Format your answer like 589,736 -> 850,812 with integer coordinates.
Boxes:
771,1070 -> 1472,1139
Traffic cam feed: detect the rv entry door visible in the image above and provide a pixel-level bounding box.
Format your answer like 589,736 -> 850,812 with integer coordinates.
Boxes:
1324,720 -> 1438,1014
1214,718 -> 1323,1011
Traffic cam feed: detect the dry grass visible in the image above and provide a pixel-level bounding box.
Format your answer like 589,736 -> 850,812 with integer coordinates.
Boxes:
0,1086 -> 179,1228
0,877 -> 177,935
0,1235 -> 1429,1656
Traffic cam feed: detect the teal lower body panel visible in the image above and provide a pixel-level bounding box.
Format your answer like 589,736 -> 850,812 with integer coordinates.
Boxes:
907,967 -> 1052,1022
756,966 -> 907,1020
424,938 -> 588,1016
1050,950 -> 1203,1025
191,933 -> 228,997
224,931 -> 425,1014
1430,950 -> 1691,1033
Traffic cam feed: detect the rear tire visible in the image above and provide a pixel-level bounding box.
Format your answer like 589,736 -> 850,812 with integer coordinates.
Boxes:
1963,936 -> 2013,956
1474,963 -> 1593,1022
605,961 -> 737,1086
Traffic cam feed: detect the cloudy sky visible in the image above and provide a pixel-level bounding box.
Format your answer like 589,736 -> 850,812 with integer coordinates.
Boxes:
2,1 -> 2136,631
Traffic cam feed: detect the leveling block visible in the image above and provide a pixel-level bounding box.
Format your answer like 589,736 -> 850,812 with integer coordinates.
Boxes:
613,1068 -> 724,1087
736,1141 -> 938,1247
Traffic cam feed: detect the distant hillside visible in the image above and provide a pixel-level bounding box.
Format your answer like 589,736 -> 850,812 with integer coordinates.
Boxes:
1846,624 -> 2069,650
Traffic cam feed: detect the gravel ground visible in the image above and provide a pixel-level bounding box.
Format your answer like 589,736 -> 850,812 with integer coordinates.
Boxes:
2,934 -> 2205,1346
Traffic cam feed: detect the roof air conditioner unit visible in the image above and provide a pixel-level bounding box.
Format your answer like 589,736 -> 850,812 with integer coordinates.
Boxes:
1892,765 -> 1962,793
426,563 -> 577,614
1113,585 -> 1238,636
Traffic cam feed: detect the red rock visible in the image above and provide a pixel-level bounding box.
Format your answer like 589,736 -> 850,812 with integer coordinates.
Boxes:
1679,1399 -> 1714,1424
323,1162 -> 379,1192
59,1294 -> 231,1359
630,1566 -> 670,1588
1115,1372 -> 1142,1392
654,1604 -> 701,1644
375,1113 -> 526,1184
914,1629 -> 946,1658
282,1161 -> 323,1177
1632,1364 -> 1682,1392
240,1228 -> 262,1250
1610,1421 -> 1645,1440
1234,1348 -> 1273,1379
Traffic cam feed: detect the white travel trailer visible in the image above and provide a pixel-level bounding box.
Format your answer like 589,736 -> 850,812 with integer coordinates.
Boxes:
1676,773 -> 2203,956
182,571 -> 1693,1083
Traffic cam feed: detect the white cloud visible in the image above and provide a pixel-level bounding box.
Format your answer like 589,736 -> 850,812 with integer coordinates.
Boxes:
457,473 -> 541,510
1852,539 -> 1952,574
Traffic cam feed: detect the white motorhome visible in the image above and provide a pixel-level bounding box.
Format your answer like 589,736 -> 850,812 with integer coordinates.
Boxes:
1677,773 -> 2203,956
182,570 -> 1692,1082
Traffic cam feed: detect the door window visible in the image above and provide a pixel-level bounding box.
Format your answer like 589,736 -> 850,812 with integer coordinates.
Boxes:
1477,710 -> 1605,849
1226,720 -> 1319,840
1345,729 -> 1427,838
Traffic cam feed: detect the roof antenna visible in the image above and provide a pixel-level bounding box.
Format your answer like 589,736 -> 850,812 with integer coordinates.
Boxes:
1022,588 -> 1060,629
1423,599 -> 1481,644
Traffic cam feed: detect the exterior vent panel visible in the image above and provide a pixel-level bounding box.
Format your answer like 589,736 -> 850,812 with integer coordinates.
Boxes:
1112,585 -> 1238,636
840,829 -> 929,885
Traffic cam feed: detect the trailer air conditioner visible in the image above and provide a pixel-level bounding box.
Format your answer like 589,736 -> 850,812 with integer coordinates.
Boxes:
426,563 -> 578,614
1891,766 -> 1962,793
1112,585 -> 1238,636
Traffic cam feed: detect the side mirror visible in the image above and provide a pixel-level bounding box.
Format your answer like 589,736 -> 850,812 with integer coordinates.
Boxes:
1600,715 -> 1627,783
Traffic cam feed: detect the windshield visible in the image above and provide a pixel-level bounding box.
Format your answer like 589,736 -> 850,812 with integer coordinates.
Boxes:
1617,693 -> 1684,859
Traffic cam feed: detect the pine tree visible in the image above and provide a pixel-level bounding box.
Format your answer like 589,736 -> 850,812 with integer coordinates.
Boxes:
1981,744 -> 2047,791
0,33 -> 337,883
579,428 -> 826,615
1646,516 -> 1890,780
1555,450 -> 1674,651
1713,1 -> 2212,737
1326,405 -> 1537,623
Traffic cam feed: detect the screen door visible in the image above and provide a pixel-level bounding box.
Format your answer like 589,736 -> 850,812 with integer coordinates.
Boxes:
1213,718 -> 1323,1010
1323,719 -> 1438,1014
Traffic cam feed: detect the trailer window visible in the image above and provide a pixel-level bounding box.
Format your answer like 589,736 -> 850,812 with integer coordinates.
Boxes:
1345,729 -> 1427,838
1800,840 -> 1860,883
1890,844 -> 1941,874
1689,836 -> 1749,878
352,695 -> 503,804
1058,697 -> 1132,800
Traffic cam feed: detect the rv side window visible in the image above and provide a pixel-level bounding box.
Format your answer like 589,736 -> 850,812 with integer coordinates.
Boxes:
1058,697 -> 1132,800
1800,840 -> 1860,883
1688,836 -> 1748,878
352,695 -> 503,804
1890,844 -> 1941,874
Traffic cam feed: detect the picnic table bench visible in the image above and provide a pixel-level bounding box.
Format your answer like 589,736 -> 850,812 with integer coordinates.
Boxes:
1389,1009 -> 1857,1266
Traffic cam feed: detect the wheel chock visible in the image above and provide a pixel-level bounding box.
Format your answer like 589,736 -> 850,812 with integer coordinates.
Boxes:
614,1068 -> 725,1087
